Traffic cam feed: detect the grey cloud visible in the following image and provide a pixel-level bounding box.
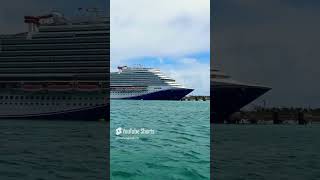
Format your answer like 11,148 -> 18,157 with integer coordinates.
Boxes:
0,0 -> 108,34
213,0 -> 320,107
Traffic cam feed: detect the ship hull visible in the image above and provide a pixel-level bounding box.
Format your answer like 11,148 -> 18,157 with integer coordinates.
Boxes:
211,85 -> 270,123
0,105 -> 109,121
113,88 -> 193,100
0,91 -> 109,121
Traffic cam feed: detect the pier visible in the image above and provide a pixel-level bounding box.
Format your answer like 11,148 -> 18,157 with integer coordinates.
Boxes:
182,96 -> 210,101
221,107 -> 320,124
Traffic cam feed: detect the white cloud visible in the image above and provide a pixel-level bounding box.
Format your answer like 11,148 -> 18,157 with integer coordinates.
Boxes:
111,0 -> 210,95
160,58 -> 210,95
111,0 -> 210,63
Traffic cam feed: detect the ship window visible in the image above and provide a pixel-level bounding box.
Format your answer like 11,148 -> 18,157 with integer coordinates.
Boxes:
30,96 -> 34,100
52,97 -> 56,100
30,103 -> 33,105
62,96 -> 66,100
79,103 -> 82,106
66,103 -> 70,106
26,97 -> 29,100
15,102 -> 18,105
20,103 -> 23,105
73,103 -> 76,106
15,96 -> 19,100
46,97 -> 50,100
57,97 -> 61,100
0,96 -> 2,99
20,96 -> 24,100
47,103 -> 49,106
10,96 -> 13,99
68,97 -> 71,100
35,96 -> 39,100
41,103 -> 44,105
36,103 -> 39,105
41,96 -> 44,100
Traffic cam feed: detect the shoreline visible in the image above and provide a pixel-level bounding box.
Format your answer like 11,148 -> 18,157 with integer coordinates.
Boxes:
218,108 -> 320,124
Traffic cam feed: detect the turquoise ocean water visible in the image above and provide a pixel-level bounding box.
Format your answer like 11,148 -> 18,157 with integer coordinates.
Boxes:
111,100 -> 210,180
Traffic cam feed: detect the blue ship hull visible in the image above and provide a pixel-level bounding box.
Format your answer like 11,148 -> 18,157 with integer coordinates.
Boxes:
0,105 -> 109,121
122,88 -> 193,100
211,85 -> 270,123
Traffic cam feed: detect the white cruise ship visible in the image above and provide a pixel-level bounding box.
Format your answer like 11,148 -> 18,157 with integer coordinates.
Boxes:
111,66 -> 193,100
0,10 -> 109,120
211,68 -> 271,123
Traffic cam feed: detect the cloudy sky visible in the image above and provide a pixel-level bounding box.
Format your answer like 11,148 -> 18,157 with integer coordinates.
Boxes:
213,0 -> 320,108
0,0 -> 108,34
111,0 -> 210,95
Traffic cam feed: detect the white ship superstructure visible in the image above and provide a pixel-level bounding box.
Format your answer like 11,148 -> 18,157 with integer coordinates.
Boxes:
111,66 -> 193,100
0,10 -> 109,120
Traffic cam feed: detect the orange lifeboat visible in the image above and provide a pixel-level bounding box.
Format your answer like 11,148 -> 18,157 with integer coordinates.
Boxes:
47,84 -> 73,92
22,84 -> 43,92
77,84 -> 100,92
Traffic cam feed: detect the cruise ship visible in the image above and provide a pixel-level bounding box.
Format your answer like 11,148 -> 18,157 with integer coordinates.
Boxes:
211,68 -> 271,123
111,66 -> 193,100
0,10 -> 109,120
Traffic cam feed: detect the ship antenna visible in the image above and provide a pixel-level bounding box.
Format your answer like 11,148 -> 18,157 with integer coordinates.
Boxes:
78,7 -> 85,16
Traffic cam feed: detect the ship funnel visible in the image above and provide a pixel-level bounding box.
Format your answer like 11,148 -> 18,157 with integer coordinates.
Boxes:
24,16 -> 40,33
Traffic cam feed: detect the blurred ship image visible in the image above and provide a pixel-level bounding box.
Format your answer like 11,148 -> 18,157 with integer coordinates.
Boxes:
0,10 -> 109,120
211,68 -> 271,123
111,66 -> 193,100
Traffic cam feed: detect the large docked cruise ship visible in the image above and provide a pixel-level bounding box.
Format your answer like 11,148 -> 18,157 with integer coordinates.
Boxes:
211,68 -> 271,123
0,11 -> 109,120
111,66 -> 193,100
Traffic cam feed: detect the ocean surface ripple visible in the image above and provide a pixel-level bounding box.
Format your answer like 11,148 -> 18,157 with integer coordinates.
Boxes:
111,100 -> 210,180
0,120 -> 108,180
212,124 -> 320,180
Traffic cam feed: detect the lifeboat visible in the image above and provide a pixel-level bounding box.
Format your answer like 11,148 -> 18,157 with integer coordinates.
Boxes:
22,84 -> 43,92
47,84 -> 73,92
77,84 -> 100,92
